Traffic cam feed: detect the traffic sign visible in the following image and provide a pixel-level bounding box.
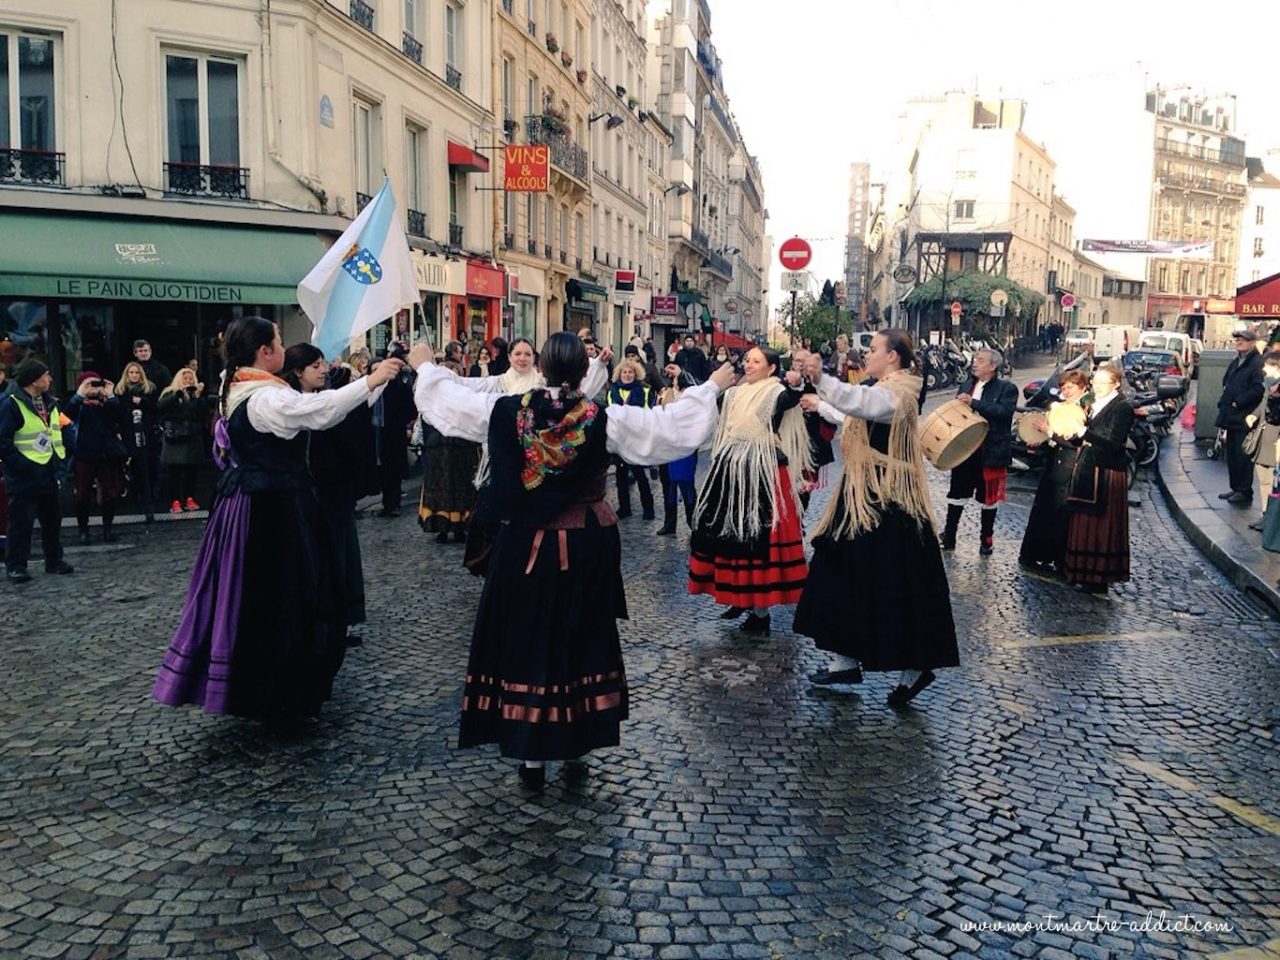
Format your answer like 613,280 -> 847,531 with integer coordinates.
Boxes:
778,237 -> 812,271
780,270 -> 809,293
1060,293 -> 1076,309
950,301 -> 963,318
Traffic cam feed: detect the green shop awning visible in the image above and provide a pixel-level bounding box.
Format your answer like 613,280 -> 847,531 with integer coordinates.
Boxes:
0,211 -> 334,304
567,278 -> 608,303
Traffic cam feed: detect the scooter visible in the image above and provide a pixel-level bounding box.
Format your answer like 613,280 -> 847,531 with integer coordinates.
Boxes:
1127,367 -> 1188,468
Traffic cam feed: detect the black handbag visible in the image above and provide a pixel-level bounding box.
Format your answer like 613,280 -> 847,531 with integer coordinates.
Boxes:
1065,447 -> 1102,510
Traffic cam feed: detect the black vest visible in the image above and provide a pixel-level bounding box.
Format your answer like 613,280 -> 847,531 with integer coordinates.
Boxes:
218,397 -> 310,494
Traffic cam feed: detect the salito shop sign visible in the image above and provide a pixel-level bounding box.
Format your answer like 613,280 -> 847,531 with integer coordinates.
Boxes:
54,278 -> 247,301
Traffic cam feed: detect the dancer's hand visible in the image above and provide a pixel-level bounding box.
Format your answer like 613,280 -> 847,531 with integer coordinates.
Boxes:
709,362 -> 736,392
367,358 -> 404,388
799,393 -> 820,413
407,343 -> 434,369
803,352 -> 824,384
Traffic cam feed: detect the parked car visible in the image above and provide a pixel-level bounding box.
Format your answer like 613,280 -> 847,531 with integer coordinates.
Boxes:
1138,330 -> 1195,373
1090,325 -> 1143,362
1189,338 -> 1204,379
1121,349 -> 1188,378
1063,327 -> 1094,359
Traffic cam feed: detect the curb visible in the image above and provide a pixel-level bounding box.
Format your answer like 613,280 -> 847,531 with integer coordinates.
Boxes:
1154,424 -> 1280,618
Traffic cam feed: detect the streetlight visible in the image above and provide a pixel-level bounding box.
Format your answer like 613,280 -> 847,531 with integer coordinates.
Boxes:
588,112 -> 624,129
664,182 -> 689,196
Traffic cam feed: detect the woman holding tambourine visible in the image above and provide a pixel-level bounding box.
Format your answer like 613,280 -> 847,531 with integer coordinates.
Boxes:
1017,369 -> 1090,573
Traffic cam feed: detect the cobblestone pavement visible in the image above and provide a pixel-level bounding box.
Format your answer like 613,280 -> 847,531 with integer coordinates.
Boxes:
3,432 -> 1279,959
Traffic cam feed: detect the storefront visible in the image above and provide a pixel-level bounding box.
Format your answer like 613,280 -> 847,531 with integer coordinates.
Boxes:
0,209 -> 337,394
506,267 -> 541,343
566,278 -> 608,338
444,260 -> 506,348
411,250 -> 466,348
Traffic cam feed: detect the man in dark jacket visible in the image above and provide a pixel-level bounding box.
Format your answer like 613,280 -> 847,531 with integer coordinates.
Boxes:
940,348 -> 1018,555
675,335 -> 711,383
133,339 -> 172,391
1216,330 -> 1265,505
371,358 -> 417,517
0,359 -> 73,582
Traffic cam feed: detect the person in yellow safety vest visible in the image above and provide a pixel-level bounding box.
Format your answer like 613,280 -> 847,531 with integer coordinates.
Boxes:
0,359 -> 73,583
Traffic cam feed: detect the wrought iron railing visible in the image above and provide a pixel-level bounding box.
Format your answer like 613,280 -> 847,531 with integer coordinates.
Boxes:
704,250 -> 733,279
528,238 -> 538,255
544,244 -> 552,258
1161,171 -> 1246,196
407,209 -> 427,237
501,0 -> 514,13
402,32 -> 422,64
528,19 -> 537,36
559,251 -> 567,264
446,65 -> 462,91
1155,138 -> 1246,168
356,191 -> 372,213
449,222 -> 463,246
576,257 -> 583,270
525,119 -> 589,182
349,0 -> 374,31
0,148 -> 65,186
691,227 -> 709,251
164,162 -> 249,199
503,231 -> 515,249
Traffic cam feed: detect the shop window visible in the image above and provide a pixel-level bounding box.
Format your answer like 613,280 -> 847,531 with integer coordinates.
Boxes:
164,52 -> 244,197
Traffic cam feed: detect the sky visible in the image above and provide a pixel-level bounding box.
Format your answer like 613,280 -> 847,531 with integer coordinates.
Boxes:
655,0 -> 1280,317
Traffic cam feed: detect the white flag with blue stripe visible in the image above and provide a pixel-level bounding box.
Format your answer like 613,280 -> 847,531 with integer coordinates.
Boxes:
297,177 -> 419,360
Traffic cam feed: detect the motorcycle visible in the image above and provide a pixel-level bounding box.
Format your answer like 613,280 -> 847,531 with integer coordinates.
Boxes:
1126,365 -> 1188,468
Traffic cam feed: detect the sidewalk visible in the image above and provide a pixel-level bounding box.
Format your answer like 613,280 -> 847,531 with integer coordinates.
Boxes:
1156,417 -> 1280,617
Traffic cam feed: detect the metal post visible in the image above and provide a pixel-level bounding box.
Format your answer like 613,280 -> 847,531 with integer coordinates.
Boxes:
790,289 -> 798,346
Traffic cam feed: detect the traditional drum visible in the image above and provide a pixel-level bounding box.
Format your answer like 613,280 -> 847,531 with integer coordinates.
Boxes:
920,398 -> 990,470
1016,411 -> 1050,443
1046,401 -> 1087,437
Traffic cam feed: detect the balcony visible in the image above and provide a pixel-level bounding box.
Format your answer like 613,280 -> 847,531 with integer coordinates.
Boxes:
164,162 -> 250,200
407,209 -> 427,237
1155,138 -> 1246,168
576,257 -> 583,270
501,0 -> 514,12
0,148 -> 65,186
348,0 -> 374,31
356,191 -> 373,213
528,19 -> 537,36
691,227 -> 709,251
544,244 -> 552,258
446,64 -> 462,91
402,32 -> 422,64
503,231 -> 515,249
703,251 -> 732,279
449,222 -> 463,246
559,251 -> 567,264
528,238 -> 538,255
525,119 -> 589,182
706,93 -> 734,138
1162,171 -> 1246,196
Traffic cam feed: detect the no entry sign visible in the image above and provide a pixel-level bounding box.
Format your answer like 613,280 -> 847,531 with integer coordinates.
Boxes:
778,237 -> 812,271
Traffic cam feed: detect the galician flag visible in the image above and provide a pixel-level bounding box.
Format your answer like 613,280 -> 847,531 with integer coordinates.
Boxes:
297,177 -> 418,360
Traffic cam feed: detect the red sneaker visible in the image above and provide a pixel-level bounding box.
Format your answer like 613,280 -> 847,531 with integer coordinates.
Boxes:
184,497 -> 200,511
169,500 -> 183,514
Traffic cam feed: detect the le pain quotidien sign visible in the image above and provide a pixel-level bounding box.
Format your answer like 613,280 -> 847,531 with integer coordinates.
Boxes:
52,277 -> 247,302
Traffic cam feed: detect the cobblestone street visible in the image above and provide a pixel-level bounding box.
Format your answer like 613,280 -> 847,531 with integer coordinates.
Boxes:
3,458 -> 1279,959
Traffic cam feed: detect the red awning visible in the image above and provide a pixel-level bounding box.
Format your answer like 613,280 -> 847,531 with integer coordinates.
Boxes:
1235,271 -> 1280,319
711,330 -> 754,351
447,141 -> 490,174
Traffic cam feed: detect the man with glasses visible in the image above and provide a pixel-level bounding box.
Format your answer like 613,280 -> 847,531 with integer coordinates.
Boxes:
1216,330 -> 1265,506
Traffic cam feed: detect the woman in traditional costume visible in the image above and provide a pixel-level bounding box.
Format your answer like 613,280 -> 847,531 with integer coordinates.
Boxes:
1017,368 -> 1090,572
688,346 -> 812,636
792,331 -> 959,708
152,317 -> 402,721
410,333 -> 732,790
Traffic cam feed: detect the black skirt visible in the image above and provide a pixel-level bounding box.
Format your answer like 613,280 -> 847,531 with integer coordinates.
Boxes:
793,502 -> 959,672
458,513 -> 630,760
1018,444 -> 1078,566
418,436 -> 481,532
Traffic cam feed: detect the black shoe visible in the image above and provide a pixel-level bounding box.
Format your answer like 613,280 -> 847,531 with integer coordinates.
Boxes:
44,560 -> 74,575
740,612 -> 771,635
434,530 -> 450,544
381,508 -> 402,518
719,605 -> 747,619
6,568 -> 32,584
1249,517 -> 1266,531
979,538 -> 994,556
563,759 -> 589,782
656,522 -> 676,536
1218,491 -> 1235,500
616,509 -> 632,519
517,764 -> 545,791
345,633 -> 364,648
1073,582 -> 1108,595
452,528 -> 467,543
641,510 -> 655,520
887,669 -> 936,708
810,666 -> 863,686
1226,492 -> 1251,506
102,528 -> 118,543
939,534 -> 956,550
77,529 -> 90,545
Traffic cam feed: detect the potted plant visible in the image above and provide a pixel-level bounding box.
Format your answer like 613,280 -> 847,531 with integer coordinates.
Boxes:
576,68 -> 588,84
627,95 -> 639,110
561,50 -> 573,68
546,33 -> 559,53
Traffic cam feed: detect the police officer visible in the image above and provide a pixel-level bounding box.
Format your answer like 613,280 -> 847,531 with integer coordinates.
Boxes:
0,359 -> 73,583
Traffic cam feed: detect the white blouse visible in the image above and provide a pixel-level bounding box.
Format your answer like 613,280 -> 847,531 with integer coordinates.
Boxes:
246,378 -> 386,440
452,355 -> 610,399
814,376 -> 899,424
413,363 -> 722,466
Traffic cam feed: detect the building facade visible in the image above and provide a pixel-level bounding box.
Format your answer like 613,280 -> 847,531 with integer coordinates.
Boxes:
725,145 -> 765,340
843,162 -> 870,319
1239,152 -> 1280,288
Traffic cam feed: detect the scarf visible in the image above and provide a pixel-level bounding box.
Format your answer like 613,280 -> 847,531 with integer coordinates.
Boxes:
499,366 -> 543,394
516,391 -> 598,490
214,369 -> 291,469
692,377 -> 812,543
811,371 -> 935,540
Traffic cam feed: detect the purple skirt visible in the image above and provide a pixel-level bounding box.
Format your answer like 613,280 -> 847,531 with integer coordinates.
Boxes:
153,487 -> 346,718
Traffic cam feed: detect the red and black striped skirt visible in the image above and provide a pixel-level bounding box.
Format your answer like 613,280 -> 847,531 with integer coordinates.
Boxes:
687,467 -> 808,608
1064,467 -> 1130,586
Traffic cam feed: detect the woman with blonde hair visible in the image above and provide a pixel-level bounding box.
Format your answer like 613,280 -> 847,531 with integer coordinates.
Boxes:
157,366 -> 212,513
607,358 -> 656,520
116,360 -> 159,520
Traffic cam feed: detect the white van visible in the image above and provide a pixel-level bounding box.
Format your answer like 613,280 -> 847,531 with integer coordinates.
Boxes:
1091,325 -> 1142,362
1138,330 -> 1194,371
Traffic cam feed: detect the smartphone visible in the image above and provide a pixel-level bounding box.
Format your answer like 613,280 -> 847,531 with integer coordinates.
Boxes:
89,378 -> 106,387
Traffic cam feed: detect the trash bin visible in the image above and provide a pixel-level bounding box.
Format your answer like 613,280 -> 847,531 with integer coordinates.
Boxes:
1193,349 -> 1237,440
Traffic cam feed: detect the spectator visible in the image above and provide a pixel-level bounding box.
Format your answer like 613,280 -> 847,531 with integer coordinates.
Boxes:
676,334 -> 710,383
371,357 -> 417,517
488,337 -> 510,377
157,367 -> 212,513
0,359 -> 73,581
115,361 -> 160,521
0,365 -> 10,554
1248,349 -> 1280,531
469,346 -> 492,378
1217,330 -> 1265,506
67,371 -> 127,543
131,339 -> 172,391
643,337 -> 656,365
606,359 -> 656,520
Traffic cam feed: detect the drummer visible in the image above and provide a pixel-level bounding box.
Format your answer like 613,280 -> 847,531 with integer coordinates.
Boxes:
938,348 -> 1018,555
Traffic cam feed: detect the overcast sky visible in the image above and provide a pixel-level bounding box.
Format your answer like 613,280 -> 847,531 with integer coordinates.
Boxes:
658,0 -> 1280,314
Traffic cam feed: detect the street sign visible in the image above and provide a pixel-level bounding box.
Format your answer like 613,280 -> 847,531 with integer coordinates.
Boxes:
950,301 -> 963,318
724,299 -> 738,313
1060,293 -> 1076,309
990,289 -> 1008,307
892,263 -> 918,284
652,295 -> 678,315
780,270 -> 809,293
778,237 -> 812,271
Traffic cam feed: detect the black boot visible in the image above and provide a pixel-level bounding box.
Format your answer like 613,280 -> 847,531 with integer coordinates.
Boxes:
656,501 -> 676,535
940,505 -> 962,550
979,508 -> 996,556
684,499 -> 695,529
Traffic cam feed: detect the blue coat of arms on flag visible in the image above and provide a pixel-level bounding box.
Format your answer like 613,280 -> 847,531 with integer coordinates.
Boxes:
341,244 -> 383,285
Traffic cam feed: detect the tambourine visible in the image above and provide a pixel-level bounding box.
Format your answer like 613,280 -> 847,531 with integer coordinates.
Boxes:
1046,401 -> 1087,437
1015,411 -> 1049,443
